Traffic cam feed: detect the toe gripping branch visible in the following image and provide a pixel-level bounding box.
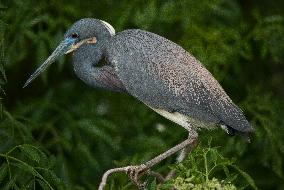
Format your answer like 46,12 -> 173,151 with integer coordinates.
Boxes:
98,130 -> 198,190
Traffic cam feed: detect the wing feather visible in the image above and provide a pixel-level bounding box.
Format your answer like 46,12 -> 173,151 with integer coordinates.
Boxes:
106,29 -> 254,133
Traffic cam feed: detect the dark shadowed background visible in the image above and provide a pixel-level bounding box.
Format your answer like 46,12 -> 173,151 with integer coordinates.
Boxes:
0,0 -> 283,189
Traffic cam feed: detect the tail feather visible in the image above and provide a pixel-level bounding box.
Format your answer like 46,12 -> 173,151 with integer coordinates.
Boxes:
215,99 -> 255,133
221,124 -> 253,142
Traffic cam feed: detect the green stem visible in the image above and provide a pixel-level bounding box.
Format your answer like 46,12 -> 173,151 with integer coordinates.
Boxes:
204,152 -> 209,182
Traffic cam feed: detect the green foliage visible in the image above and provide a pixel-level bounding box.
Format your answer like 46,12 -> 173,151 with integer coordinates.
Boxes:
159,144 -> 257,190
0,8 -> 7,117
1,0 -> 284,189
0,111 -> 66,189
171,177 -> 237,190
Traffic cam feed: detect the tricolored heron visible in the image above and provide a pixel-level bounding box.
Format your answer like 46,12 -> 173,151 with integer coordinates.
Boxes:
24,18 -> 254,189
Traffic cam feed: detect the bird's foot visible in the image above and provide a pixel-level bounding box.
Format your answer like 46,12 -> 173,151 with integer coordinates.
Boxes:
98,131 -> 198,190
98,165 -> 149,190
126,164 -> 149,189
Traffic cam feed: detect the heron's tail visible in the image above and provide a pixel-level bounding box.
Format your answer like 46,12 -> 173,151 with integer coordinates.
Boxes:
215,100 -> 255,138
221,124 -> 253,142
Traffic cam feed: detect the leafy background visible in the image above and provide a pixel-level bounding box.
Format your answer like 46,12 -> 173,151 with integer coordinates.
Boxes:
0,0 -> 283,189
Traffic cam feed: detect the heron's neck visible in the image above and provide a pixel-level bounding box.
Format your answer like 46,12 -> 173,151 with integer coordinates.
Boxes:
72,44 -> 125,92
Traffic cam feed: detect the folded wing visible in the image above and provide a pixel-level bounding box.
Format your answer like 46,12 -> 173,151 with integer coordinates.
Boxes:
106,29 -> 254,133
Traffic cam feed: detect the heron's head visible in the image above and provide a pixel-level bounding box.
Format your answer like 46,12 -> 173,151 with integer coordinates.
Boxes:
23,18 -> 115,88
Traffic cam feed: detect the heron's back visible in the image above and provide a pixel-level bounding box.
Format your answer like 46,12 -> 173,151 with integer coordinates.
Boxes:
105,29 -> 254,133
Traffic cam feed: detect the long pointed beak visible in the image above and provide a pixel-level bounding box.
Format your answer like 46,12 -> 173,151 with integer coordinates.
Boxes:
23,38 -> 74,88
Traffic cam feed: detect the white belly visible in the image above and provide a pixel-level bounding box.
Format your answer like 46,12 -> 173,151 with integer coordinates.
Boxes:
147,105 -> 217,131
148,106 -> 192,131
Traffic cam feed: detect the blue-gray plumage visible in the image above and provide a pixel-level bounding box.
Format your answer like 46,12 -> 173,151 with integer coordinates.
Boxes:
24,18 -> 254,136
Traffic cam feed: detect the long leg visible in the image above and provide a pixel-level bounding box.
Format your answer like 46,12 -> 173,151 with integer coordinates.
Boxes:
98,129 -> 198,190
165,125 -> 198,180
177,123 -> 197,163
165,135 -> 198,180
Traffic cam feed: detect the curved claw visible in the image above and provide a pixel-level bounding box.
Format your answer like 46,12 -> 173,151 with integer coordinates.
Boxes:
126,164 -> 149,188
